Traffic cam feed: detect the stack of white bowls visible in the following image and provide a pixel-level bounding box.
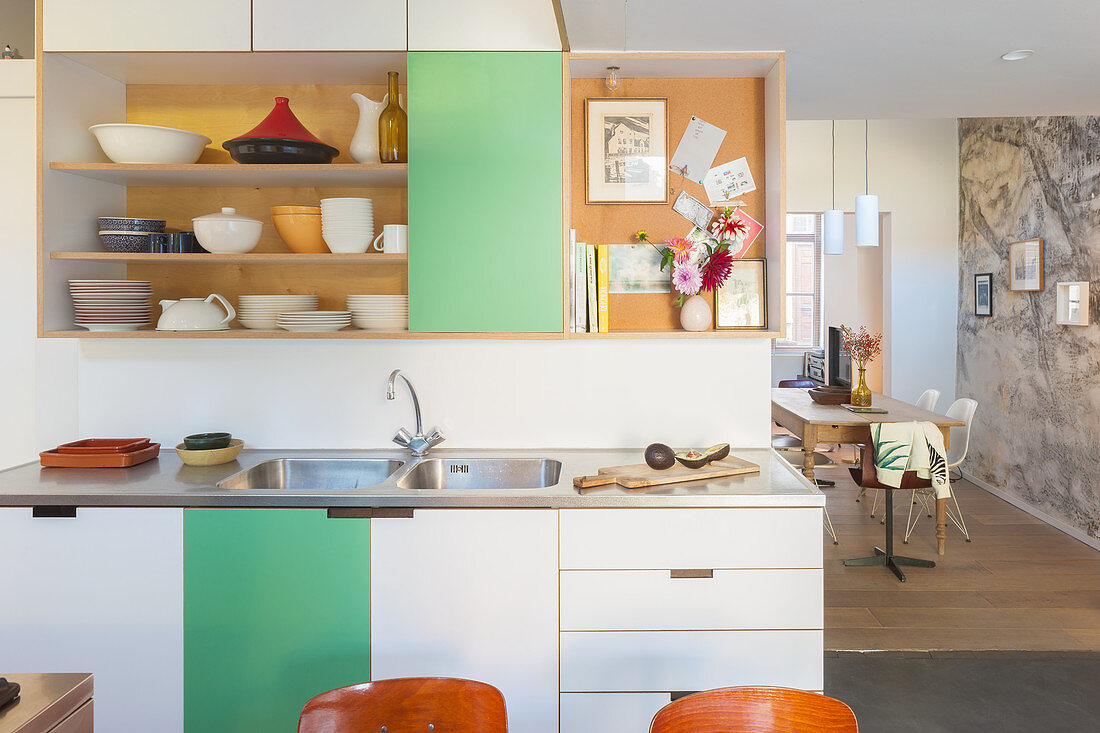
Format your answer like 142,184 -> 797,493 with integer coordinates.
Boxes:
69,280 -> 153,332
346,295 -> 409,331
276,311 -> 352,332
320,197 -> 374,253
237,294 -> 318,330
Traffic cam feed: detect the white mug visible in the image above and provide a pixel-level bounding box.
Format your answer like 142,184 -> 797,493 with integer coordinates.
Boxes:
371,224 -> 409,254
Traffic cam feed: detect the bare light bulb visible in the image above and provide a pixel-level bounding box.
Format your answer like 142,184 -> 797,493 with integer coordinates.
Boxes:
605,66 -> 621,92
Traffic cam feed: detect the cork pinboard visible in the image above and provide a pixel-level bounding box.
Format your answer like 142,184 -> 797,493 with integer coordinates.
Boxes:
570,77 -> 765,331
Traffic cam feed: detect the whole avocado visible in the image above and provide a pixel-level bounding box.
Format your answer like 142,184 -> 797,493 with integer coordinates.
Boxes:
644,442 -> 676,470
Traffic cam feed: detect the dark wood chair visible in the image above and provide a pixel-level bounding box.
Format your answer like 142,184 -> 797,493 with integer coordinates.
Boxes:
298,677 -> 507,733
843,442 -> 936,582
649,686 -> 858,732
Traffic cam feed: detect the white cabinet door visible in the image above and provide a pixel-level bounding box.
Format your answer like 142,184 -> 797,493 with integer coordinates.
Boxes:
371,509 -> 558,733
0,508 -> 184,733
407,0 -> 562,51
253,0 -> 406,51
43,0 -> 251,51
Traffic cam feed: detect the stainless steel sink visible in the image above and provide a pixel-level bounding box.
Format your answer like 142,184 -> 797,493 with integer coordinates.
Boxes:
217,458 -> 405,491
395,458 -> 562,490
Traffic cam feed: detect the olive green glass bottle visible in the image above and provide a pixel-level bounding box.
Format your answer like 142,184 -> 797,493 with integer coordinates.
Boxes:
378,71 -> 407,163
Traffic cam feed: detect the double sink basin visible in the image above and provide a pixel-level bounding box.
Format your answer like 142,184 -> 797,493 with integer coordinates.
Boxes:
217,457 -> 563,492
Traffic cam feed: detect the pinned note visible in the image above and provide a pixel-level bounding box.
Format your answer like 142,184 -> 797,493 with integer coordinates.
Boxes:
703,157 -> 757,205
668,116 -> 726,184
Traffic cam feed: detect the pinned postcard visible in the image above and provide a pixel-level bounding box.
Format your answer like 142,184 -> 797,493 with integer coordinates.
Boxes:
668,116 -> 726,183
672,190 -> 714,231
703,157 -> 757,205
722,209 -> 764,258
608,244 -> 669,294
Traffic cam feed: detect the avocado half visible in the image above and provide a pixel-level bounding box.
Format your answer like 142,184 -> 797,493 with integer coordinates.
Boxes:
675,449 -> 709,469
644,442 -> 676,470
702,443 -> 730,463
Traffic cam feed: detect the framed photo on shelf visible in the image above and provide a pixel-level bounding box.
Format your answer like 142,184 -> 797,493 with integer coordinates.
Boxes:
716,258 -> 767,329
585,97 -> 668,204
974,273 -> 993,317
1008,238 -> 1044,291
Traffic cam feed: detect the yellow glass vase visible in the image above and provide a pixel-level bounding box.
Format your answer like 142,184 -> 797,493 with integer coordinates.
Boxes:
851,365 -> 872,406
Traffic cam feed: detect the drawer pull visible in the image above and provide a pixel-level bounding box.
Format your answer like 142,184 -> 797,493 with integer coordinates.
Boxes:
327,508 -> 415,519
33,506 -> 76,518
670,569 -> 713,579
670,691 -> 699,702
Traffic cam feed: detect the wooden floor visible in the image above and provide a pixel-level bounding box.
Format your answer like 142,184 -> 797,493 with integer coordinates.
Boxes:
803,445 -> 1100,651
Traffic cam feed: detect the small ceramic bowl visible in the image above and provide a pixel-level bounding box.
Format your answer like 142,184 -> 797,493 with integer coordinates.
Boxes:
272,210 -> 326,254
97,217 -> 166,232
175,439 -> 243,467
184,432 -> 232,450
99,230 -> 153,253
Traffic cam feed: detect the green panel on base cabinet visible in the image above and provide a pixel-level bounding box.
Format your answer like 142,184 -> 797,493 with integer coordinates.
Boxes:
184,509 -> 371,733
408,52 -> 564,332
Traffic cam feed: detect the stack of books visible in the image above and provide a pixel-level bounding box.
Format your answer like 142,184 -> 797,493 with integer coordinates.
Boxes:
568,230 -> 608,333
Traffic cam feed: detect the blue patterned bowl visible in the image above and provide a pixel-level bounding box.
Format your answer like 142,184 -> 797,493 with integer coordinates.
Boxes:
97,217 -> 165,233
99,231 -> 153,253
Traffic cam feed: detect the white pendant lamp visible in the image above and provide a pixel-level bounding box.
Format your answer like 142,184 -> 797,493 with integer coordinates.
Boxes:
823,120 -> 844,255
856,119 -> 879,247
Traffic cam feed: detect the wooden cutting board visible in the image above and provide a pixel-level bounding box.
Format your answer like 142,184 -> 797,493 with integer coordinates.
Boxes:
573,456 -> 760,490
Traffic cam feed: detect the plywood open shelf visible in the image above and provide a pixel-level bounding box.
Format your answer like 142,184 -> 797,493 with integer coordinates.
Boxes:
566,329 -> 781,340
50,252 -> 407,265
42,329 -> 562,340
49,163 -> 408,188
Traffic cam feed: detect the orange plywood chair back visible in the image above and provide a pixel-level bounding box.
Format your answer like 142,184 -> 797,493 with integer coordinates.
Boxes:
650,687 -> 858,733
298,677 -> 508,733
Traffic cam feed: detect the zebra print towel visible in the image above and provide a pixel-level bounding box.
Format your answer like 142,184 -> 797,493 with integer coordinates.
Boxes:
870,421 -> 951,499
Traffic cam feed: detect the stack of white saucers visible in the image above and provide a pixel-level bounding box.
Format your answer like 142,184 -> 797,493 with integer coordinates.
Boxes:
69,279 -> 153,331
276,311 -> 352,332
320,197 -> 374,253
237,295 -> 318,330
346,295 -> 409,331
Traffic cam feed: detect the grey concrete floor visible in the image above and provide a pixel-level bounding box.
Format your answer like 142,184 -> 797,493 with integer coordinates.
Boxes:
824,652 -> 1100,732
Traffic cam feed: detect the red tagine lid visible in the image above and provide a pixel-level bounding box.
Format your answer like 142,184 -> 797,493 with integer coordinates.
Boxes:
228,97 -> 332,146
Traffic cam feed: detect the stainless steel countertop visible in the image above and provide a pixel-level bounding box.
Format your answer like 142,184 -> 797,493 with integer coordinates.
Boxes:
0,673 -> 92,733
0,448 -> 823,508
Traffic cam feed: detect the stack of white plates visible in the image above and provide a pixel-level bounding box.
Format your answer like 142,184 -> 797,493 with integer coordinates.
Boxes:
321,197 -> 374,253
276,311 -> 352,332
237,295 -> 318,330
346,295 -> 409,331
69,279 -> 153,331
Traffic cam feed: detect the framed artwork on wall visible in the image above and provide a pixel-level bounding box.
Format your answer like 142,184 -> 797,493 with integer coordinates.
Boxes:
585,97 -> 668,204
716,258 -> 767,329
1008,238 -> 1044,291
974,273 -> 993,317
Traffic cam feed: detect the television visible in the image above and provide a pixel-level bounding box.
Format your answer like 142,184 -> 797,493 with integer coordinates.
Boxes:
827,326 -> 851,388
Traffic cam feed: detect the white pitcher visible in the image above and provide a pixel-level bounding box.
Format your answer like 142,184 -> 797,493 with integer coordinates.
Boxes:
350,92 -> 388,164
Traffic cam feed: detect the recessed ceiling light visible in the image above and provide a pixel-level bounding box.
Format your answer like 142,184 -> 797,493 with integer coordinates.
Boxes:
1001,49 -> 1035,61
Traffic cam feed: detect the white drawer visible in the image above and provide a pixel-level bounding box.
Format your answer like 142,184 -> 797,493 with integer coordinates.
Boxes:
559,693 -> 670,733
560,569 -> 823,631
560,630 -> 823,692
559,509 -> 822,570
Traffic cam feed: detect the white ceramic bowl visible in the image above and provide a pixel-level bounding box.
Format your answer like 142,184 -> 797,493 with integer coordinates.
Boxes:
89,123 -> 211,164
192,207 -> 262,254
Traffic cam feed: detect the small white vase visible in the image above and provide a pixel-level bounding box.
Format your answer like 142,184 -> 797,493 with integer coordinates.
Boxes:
680,294 -> 713,331
350,92 -> 388,163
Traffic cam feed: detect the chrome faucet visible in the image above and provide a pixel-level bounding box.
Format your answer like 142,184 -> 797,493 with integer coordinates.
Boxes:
387,369 -> 445,456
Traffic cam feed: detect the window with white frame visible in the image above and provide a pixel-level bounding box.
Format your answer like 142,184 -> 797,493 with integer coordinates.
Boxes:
775,213 -> 822,350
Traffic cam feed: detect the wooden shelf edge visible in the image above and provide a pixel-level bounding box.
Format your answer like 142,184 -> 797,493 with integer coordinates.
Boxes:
565,330 -> 780,339
40,330 -> 564,340
49,162 -> 407,173
49,252 -> 408,264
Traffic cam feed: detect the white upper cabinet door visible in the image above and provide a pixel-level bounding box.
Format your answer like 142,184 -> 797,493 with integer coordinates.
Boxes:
408,0 -> 562,51
253,0 -> 407,51
371,509 -> 559,733
44,0 -> 251,51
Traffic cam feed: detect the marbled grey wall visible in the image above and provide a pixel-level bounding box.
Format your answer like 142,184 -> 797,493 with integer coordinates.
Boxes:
958,116 -> 1100,540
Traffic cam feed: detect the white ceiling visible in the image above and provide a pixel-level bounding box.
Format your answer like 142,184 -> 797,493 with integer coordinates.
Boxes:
559,0 -> 1100,119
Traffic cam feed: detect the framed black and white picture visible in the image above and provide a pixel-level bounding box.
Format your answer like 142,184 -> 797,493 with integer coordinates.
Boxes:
585,98 -> 668,204
1009,238 -> 1044,291
974,273 -> 993,317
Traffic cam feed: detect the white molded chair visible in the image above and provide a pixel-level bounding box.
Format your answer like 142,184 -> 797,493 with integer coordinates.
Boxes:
904,397 -> 978,543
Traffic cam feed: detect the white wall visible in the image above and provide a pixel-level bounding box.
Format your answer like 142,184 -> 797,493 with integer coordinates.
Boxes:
75,339 -> 773,450
778,119 -> 959,404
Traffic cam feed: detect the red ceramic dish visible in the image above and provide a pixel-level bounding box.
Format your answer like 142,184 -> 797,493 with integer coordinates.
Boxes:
41,443 -> 160,468
227,97 -> 331,146
56,438 -> 151,455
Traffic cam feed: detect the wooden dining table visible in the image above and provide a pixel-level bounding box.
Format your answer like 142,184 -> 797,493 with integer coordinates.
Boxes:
771,388 -> 966,555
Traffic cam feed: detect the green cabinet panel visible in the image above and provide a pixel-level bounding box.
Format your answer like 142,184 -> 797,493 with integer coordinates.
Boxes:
408,52 -> 564,333
184,509 -> 371,733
